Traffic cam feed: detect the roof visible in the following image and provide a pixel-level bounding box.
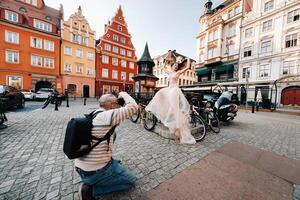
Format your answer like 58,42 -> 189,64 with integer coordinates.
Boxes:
201,0 -> 237,17
137,43 -> 154,63
157,50 -> 196,62
0,0 -> 62,29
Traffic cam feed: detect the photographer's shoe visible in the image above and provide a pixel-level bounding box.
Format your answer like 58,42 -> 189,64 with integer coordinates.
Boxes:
78,183 -> 95,200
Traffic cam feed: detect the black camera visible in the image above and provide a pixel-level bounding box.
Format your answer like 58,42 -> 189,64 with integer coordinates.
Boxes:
117,98 -> 125,107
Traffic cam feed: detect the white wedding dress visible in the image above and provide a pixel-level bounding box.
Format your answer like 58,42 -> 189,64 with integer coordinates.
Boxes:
146,72 -> 196,144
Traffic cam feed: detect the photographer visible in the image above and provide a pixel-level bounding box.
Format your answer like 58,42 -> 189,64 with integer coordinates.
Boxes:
75,92 -> 138,200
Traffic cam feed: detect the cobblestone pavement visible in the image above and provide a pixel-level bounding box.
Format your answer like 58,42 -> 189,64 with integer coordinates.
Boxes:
0,99 -> 299,200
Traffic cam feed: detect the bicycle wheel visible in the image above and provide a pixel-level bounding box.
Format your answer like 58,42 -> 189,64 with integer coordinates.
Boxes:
144,111 -> 157,131
42,99 -> 51,109
209,111 -> 220,133
189,114 -> 206,142
130,109 -> 140,123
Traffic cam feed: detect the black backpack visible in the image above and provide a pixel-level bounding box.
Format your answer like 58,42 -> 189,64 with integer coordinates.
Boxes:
63,110 -> 117,159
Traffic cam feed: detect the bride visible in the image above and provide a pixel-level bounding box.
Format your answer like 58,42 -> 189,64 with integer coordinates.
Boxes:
146,51 -> 196,144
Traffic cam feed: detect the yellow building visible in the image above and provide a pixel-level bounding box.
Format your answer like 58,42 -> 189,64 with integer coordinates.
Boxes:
61,6 -> 95,97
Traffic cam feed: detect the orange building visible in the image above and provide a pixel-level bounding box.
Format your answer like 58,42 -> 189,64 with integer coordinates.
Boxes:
0,0 -> 63,92
61,7 -> 96,97
95,6 -> 138,97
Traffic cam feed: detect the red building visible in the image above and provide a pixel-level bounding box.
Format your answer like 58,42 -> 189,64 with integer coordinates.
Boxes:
0,0 -> 63,92
95,6 -> 138,97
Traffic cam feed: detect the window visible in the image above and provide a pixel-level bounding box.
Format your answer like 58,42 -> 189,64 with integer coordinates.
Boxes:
259,64 -> 270,77
34,19 -> 52,32
5,31 -> 19,44
228,44 -> 235,55
113,34 -> 119,42
76,65 -> 83,73
287,9 -> 300,23
234,7 -> 240,14
120,48 -> 126,55
242,67 -> 250,79
87,68 -> 93,75
87,52 -> 94,60
64,63 -> 72,72
76,49 -> 83,58
31,55 -> 42,66
102,69 -> 109,78
121,72 -> 126,80
228,24 -> 236,37
199,39 -> 205,48
67,84 -> 77,93
32,0 -> 37,6
112,70 -> 118,79
228,9 -> 234,18
208,29 -> 218,41
283,61 -> 296,75
245,27 -> 253,38
261,40 -> 272,53
5,10 -> 18,23
118,25 -> 123,32
129,73 -> 134,81
44,58 -> 54,68
64,46 -> 72,55
121,60 -> 127,68
129,62 -> 135,69
44,40 -> 54,51
112,58 -> 118,66
121,37 -> 126,44
113,46 -> 119,53
102,55 -> 109,64
104,43 -> 111,51
262,20 -> 272,32
5,50 -> 19,64
208,47 -> 217,59
127,51 -> 132,57
31,37 -> 42,49
8,76 -> 22,90
244,46 -> 252,57
264,0 -> 274,12
199,54 -> 204,63
286,33 -> 297,48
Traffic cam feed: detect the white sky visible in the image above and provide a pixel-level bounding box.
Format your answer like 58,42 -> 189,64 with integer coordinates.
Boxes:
45,0 -> 223,59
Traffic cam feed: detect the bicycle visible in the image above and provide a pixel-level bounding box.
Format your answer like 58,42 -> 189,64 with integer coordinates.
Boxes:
197,106 -> 220,133
130,103 -> 157,131
189,104 -> 207,142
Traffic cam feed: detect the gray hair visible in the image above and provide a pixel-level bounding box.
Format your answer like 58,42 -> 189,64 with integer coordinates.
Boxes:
99,94 -> 117,107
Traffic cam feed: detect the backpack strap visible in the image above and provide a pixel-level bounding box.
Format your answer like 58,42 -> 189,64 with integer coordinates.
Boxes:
90,125 -> 117,151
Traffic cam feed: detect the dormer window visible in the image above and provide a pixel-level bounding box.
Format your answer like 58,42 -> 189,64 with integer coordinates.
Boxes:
5,10 -> 18,23
19,7 -> 27,13
34,19 -> 52,32
118,25 -> 122,32
45,16 -> 52,21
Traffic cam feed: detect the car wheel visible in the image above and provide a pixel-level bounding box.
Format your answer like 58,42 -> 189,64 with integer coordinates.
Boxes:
18,98 -> 25,108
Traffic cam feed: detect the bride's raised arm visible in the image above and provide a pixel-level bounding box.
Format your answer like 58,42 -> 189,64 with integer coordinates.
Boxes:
177,58 -> 191,75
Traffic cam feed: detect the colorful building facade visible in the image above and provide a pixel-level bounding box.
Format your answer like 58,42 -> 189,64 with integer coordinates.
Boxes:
61,6 -> 95,97
0,0 -> 63,92
95,6 -> 138,97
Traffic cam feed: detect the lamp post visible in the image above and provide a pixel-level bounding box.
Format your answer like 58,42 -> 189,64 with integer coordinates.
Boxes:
245,70 -> 249,111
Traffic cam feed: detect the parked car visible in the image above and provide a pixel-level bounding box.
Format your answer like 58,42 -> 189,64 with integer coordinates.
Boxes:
0,85 -> 25,110
35,88 -> 56,99
20,89 -> 36,100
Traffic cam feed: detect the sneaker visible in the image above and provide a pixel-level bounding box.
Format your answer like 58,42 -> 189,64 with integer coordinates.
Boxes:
78,183 -> 95,200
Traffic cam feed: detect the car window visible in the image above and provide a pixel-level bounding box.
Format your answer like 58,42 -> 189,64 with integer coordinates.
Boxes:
0,86 -> 4,93
8,86 -> 19,93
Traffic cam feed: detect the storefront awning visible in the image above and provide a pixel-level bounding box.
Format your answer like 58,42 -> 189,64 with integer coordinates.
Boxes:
215,64 -> 234,73
196,67 -> 210,76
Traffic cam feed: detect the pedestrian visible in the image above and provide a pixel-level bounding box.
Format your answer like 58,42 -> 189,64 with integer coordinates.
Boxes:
146,50 -> 196,144
75,92 -> 138,200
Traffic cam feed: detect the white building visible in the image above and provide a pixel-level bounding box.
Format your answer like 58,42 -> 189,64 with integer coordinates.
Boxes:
239,0 -> 300,107
153,50 -> 196,88
196,0 -> 242,86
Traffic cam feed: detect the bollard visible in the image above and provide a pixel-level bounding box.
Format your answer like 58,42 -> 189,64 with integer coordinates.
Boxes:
55,98 -> 59,111
84,98 -> 87,106
251,105 -> 255,113
65,89 -> 69,107
256,104 -> 259,112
